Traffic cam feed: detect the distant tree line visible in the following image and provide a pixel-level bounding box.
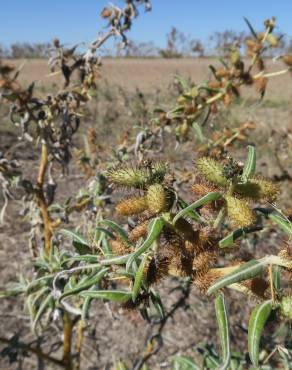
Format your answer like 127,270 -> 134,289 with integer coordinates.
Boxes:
1,29 -> 292,59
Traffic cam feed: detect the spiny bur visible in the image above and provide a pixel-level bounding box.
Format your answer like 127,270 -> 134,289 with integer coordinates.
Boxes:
146,184 -> 172,214
224,195 -> 256,228
235,177 -> 279,202
116,196 -> 148,216
196,157 -> 228,187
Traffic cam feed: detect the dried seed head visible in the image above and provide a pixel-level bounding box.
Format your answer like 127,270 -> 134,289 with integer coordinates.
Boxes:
145,256 -> 169,285
235,177 -> 279,202
196,157 -> 228,187
193,269 -> 221,293
282,55 -> 292,67
253,76 -> 268,96
245,38 -> 262,53
128,220 -> 149,242
100,7 -> 113,18
109,238 -> 129,255
146,184 -> 172,214
192,250 -> 217,273
192,182 -> 217,197
240,278 -> 269,299
116,196 -> 148,216
225,195 -> 256,228
215,68 -> 231,79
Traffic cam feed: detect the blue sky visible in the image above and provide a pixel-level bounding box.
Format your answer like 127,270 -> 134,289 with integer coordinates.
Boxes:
1,0 -> 291,48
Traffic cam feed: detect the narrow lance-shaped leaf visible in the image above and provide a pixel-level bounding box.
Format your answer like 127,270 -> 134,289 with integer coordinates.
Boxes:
132,254 -> 148,302
80,290 -> 132,303
177,197 -> 203,223
241,145 -> 256,183
100,253 -> 134,266
60,229 -> 89,246
215,293 -> 230,370
219,226 -> 262,248
100,220 -> 130,244
172,355 -> 201,370
32,293 -> 53,333
248,300 -> 273,367
173,192 -> 222,224
126,217 -> 164,271
243,17 -> 258,39
60,268 -> 109,300
268,213 -> 292,236
60,229 -> 91,254
207,259 -> 267,295
174,74 -> 191,91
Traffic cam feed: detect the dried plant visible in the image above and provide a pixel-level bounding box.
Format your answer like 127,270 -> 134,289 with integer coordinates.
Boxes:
0,4 -> 292,370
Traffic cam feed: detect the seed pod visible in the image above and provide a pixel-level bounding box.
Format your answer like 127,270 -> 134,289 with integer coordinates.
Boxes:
145,256 -> 169,285
128,220 -> 149,241
283,55 -> 292,67
116,196 -> 148,216
280,296 -> 292,319
146,184 -> 172,214
192,182 -> 217,197
151,162 -> 168,183
193,250 -> 217,273
253,76 -> 267,96
235,178 -> 279,202
109,238 -> 129,255
245,39 -> 262,53
266,34 -> 278,47
193,269 -> 221,293
215,68 -> 231,79
106,165 -> 150,188
255,58 -> 265,71
225,196 -> 256,228
196,157 -> 228,187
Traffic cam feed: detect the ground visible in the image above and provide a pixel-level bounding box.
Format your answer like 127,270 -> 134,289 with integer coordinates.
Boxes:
0,58 -> 291,369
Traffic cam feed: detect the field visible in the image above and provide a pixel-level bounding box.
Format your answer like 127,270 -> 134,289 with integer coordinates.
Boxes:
0,56 -> 292,370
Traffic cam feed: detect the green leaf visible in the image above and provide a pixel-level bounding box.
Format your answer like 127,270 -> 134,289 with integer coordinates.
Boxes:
100,220 -> 129,244
219,226 -> 262,248
177,197 -> 203,223
132,255 -> 148,302
268,213 -> 292,236
248,300 -> 273,367
80,290 -> 132,303
243,17 -> 258,40
32,293 -> 53,333
192,122 -> 206,143
60,268 -> 109,300
215,293 -> 230,370
150,289 -> 165,320
126,217 -> 164,271
207,260 -> 266,295
173,192 -> 222,224
241,145 -> 256,183
174,74 -> 190,91
100,253 -> 134,266
114,361 -> 128,370
172,355 -> 200,370
60,229 -> 91,254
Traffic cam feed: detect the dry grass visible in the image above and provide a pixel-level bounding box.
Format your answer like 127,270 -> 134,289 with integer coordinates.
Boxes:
6,58 -> 291,100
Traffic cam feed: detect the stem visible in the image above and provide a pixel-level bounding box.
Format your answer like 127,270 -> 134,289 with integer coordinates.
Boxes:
36,142 -> 52,256
63,312 -> 73,370
75,319 -> 85,370
269,264 -> 276,305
